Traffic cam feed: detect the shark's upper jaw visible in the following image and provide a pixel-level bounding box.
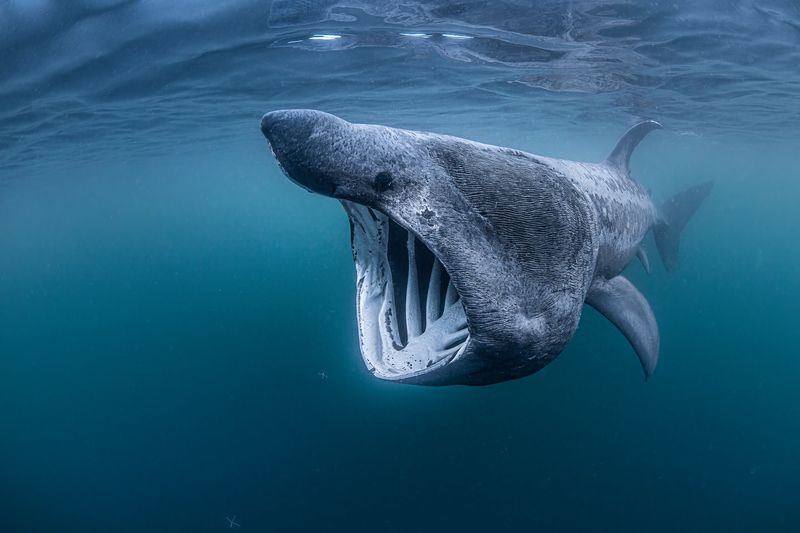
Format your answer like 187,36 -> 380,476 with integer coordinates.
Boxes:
261,109 -> 473,383
343,201 -> 471,382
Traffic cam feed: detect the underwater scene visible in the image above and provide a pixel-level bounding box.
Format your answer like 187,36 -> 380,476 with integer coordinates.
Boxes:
1,1 -> 799,531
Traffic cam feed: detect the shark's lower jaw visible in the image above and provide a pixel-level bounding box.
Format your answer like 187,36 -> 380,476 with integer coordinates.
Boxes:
343,201 -> 470,382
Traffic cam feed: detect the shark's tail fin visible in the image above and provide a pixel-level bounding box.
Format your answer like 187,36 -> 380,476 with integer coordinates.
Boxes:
654,181 -> 714,272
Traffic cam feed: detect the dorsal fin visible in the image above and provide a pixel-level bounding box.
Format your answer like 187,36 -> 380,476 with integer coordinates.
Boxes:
604,120 -> 662,176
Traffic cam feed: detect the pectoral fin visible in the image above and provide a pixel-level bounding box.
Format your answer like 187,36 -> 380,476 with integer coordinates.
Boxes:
586,276 -> 660,380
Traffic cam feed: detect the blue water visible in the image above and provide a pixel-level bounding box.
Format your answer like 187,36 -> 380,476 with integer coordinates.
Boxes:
1,1 -> 799,531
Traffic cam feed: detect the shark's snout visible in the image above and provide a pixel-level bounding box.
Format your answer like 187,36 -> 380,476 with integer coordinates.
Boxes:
260,109 -> 341,196
260,110 -> 315,147
261,109 -> 478,385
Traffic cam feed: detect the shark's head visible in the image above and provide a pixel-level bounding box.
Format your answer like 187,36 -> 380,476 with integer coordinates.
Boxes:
261,109 -> 596,385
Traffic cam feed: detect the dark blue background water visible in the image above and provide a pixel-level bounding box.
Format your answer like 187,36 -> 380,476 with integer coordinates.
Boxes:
1,1 -> 799,531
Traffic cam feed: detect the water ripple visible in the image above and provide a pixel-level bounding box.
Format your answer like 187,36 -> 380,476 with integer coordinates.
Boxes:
1,0 -> 799,172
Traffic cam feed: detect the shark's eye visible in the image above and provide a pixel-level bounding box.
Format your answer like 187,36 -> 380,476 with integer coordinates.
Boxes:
374,171 -> 394,192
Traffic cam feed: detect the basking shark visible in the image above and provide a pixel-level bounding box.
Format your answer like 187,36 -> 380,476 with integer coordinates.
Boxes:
260,110 -> 711,386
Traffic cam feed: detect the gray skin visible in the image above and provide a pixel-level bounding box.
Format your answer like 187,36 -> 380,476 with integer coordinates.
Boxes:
260,110 -> 711,386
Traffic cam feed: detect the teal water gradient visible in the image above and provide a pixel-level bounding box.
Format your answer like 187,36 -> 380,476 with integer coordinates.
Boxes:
1,126 -> 798,531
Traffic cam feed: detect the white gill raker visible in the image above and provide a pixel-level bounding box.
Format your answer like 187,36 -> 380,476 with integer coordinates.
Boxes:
379,269 -> 402,359
437,343 -> 464,358
405,231 -> 423,339
445,328 -> 469,346
426,258 -> 443,328
445,277 -> 458,307
360,249 -> 383,361
378,215 -> 402,355
451,312 -> 468,331
453,340 -> 469,359
440,327 -> 471,356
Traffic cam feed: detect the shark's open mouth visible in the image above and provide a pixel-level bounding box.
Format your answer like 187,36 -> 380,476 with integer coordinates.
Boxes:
343,201 -> 470,381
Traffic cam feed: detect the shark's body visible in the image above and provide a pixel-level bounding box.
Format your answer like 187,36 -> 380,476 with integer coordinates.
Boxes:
261,110 -> 711,386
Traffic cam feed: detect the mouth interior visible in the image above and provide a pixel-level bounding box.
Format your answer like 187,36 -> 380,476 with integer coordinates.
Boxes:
343,201 -> 470,380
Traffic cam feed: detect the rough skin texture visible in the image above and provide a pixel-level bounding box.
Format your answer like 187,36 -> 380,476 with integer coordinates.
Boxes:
261,110 -> 672,385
